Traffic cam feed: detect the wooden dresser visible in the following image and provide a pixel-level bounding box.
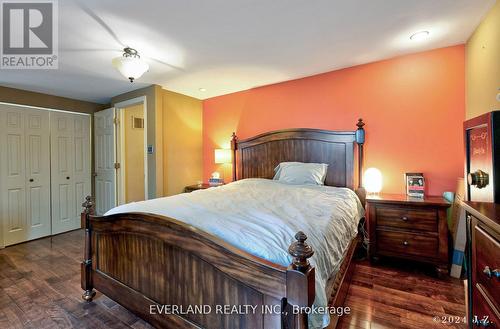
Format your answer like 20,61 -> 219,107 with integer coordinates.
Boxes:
462,201 -> 500,328
366,194 -> 450,277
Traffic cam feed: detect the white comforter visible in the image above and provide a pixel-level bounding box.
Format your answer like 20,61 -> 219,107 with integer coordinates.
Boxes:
106,178 -> 364,328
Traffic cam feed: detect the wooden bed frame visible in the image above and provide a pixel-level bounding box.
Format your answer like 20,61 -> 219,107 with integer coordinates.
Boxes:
81,119 -> 366,329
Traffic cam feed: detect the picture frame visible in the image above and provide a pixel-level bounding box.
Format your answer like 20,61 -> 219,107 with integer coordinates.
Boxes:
405,172 -> 425,198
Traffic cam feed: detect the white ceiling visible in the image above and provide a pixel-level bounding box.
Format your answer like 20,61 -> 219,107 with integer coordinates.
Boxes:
0,0 -> 495,103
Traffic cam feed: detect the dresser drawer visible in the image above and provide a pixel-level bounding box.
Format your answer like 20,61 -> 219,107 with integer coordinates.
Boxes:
376,206 -> 437,232
472,286 -> 500,327
376,230 -> 439,258
474,225 -> 500,306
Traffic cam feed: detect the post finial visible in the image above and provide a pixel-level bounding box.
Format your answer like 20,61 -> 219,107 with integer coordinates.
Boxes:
82,195 -> 94,214
355,119 -> 365,188
288,231 -> 314,272
231,132 -> 238,149
231,132 -> 237,143
231,132 -> 238,181
355,118 -> 365,145
356,118 -> 365,129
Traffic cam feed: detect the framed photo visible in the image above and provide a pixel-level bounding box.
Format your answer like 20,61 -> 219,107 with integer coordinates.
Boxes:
406,173 -> 425,198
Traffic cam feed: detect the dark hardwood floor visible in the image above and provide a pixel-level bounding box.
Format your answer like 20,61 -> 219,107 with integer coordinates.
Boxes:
337,259 -> 466,329
0,230 -> 465,329
0,230 -> 153,329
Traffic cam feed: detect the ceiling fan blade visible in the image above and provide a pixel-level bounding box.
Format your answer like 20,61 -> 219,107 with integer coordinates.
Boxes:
75,1 -> 125,48
147,56 -> 185,72
75,1 -> 183,72
60,48 -> 119,52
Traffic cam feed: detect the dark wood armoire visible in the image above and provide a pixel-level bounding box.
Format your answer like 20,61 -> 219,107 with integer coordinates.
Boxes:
463,111 -> 500,328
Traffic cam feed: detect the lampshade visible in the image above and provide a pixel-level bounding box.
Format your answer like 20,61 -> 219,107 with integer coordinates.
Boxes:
214,149 -> 231,164
363,168 -> 383,193
112,48 -> 149,83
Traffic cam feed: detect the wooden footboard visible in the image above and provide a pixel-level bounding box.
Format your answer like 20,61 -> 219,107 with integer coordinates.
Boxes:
81,196 -> 317,329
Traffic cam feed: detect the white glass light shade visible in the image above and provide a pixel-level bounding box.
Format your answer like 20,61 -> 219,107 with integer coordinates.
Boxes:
410,31 -> 429,41
112,56 -> 149,82
214,149 -> 232,164
363,168 -> 383,193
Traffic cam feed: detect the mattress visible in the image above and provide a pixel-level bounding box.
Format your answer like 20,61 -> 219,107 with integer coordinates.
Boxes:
106,178 -> 364,328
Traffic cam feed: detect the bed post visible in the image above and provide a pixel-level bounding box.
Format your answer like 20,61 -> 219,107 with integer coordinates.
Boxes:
355,118 -> 365,188
355,119 -> 366,206
283,231 -> 315,329
81,195 -> 96,302
231,132 -> 237,181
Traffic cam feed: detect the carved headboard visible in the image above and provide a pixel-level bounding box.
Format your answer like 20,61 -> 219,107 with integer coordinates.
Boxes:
231,119 -> 365,190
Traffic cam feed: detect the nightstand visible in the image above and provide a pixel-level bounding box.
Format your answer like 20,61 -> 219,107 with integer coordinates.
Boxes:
184,183 -> 212,193
366,194 -> 451,277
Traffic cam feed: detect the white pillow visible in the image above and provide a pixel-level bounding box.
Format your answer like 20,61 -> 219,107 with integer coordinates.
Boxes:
273,162 -> 328,185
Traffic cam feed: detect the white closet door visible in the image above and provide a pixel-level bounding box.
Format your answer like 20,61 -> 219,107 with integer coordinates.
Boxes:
51,112 -> 90,234
25,109 -> 51,240
0,106 -> 50,246
94,108 -> 116,215
50,112 -> 75,234
0,108 -> 27,246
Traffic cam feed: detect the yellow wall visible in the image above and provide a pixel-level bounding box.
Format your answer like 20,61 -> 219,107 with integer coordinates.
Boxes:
162,89 -> 203,195
466,1 -> 500,119
109,85 -> 202,198
124,104 -> 145,202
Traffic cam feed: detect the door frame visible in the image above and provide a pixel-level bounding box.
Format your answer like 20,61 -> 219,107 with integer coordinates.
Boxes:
0,101 -> 91,248
113,96 -> 148,205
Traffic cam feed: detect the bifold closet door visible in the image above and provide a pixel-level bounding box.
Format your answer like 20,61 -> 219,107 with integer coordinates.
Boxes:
50,112 -> 90,234
0,106 -> 51,246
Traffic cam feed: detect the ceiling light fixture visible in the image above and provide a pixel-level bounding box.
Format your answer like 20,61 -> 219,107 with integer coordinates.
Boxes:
410,31 -> 430,41
199,88 -> 207,92
112,47 -> 149,82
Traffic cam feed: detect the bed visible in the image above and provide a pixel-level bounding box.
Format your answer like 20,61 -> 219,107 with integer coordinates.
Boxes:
81,119 -> 367,329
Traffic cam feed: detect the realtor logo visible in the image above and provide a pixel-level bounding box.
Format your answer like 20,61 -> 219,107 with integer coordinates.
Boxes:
1,0 -> 58,69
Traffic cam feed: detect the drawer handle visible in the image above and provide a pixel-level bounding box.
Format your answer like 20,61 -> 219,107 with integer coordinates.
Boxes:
484,266 -> 500,279
402,240 -> 409,246
484,266 -> 492,278
401,216 -> 408,221
483,266 -> 500,279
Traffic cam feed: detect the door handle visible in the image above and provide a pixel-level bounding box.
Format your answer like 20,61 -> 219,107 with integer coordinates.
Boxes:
29,178 -> 34,182
66,176 -> 70,180
468,169 -> 489,189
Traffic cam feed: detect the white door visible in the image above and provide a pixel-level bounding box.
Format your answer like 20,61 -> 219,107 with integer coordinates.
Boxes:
0,106 -> 51,246
94,108 -> 116,215
73,115 -> 91,223
25,109 -> 51,240
50,112 -> 90,234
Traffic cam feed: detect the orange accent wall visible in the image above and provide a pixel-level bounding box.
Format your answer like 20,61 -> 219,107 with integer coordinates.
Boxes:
203,45 -> 465,195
